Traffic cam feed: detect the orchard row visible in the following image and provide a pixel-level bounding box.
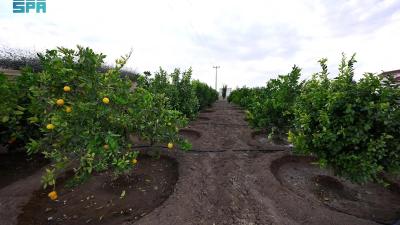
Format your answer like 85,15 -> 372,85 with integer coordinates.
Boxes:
229,54 -> 400,183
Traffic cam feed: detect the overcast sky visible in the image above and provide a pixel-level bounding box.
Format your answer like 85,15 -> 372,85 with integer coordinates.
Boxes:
1,0 -> 400,88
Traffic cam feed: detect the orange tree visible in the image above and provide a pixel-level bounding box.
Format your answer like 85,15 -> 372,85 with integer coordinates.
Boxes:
192,80 -> 218,110
0,73 -> 18,146
129,87 -> 189,147
228,66 -> 303,138
290,55 -> 400,183
26,46 -> 188,191
137,68 -> 217,119
0,70 -> 41,150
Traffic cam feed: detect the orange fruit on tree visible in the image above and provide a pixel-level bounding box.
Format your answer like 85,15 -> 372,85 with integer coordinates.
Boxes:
56,99 -> 64,106
48,191 -> 58,201
46,124 -> 55,130
167,142 -> 173,150
102,97 -> 110,104
65,106 -> 72,113
63,86 -> 71,92
103,144 -> 109,150
132,159 -> 138,165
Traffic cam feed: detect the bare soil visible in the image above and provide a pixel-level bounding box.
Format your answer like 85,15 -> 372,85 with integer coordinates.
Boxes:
0,152 -> 48,189
17,155 -> 178,225
1,100 -> 399,225
271,155 -> 400,224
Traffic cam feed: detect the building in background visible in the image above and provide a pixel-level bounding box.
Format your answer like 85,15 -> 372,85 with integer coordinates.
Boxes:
381,69 -> 400,83
380,69 -> 400,90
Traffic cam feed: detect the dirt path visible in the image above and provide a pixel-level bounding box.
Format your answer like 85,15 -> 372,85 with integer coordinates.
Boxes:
128,101 -> 379,225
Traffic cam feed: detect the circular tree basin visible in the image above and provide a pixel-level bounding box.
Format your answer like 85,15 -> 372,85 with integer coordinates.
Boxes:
247,131 -> 290,150
17,155 -> 178,225
271,155 -> 400,224
179,129 -> 202,141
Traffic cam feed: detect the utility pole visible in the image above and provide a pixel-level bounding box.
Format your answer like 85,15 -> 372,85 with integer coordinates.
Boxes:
213,66 -> 220,91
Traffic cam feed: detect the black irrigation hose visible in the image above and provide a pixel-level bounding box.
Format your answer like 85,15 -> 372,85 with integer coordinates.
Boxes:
131,145 -> 286,153
184,149 -> 227,153
192,122 -> 249,127
131,145 -> 166,149
184,149 -> 286,153
232,149 -> 287,153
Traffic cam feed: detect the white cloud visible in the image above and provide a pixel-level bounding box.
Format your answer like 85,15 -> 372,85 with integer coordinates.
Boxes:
1,0 -> 400,88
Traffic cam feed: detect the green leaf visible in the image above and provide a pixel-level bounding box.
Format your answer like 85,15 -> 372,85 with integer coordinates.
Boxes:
1,116 -> 9,123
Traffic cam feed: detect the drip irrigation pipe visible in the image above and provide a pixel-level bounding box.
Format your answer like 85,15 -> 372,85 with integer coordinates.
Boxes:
232,149 -> 287,153
191,122 -> 248,126
131,145 -> 286,153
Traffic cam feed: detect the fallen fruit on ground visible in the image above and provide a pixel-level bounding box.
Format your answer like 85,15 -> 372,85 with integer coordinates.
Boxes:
48,191 -> 57,201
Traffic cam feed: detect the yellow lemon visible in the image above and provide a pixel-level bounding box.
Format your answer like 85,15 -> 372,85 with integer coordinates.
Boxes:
46,124 -> 55,130
167,142 -> 173,150
56,99 -> 64,106
63,86 -> 71,92
132,159 -> 138,165
65,106 -> 72,113
48,191 -> 58,201
102,97 -> 110,104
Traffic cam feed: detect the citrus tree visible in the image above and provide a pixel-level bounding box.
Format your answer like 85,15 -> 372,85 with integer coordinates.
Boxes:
228,87 -> 261,108
248,66 -> 302,136
0,70 -> 41,150
129,87 -> 190,147
0,73 -> 18,146
228,66 -> 302,138
192,80 -> 218,110
169,68 -> 199,119
290,55 -> 400,183
26,46 -> 187,195
138,67 -> 216,119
